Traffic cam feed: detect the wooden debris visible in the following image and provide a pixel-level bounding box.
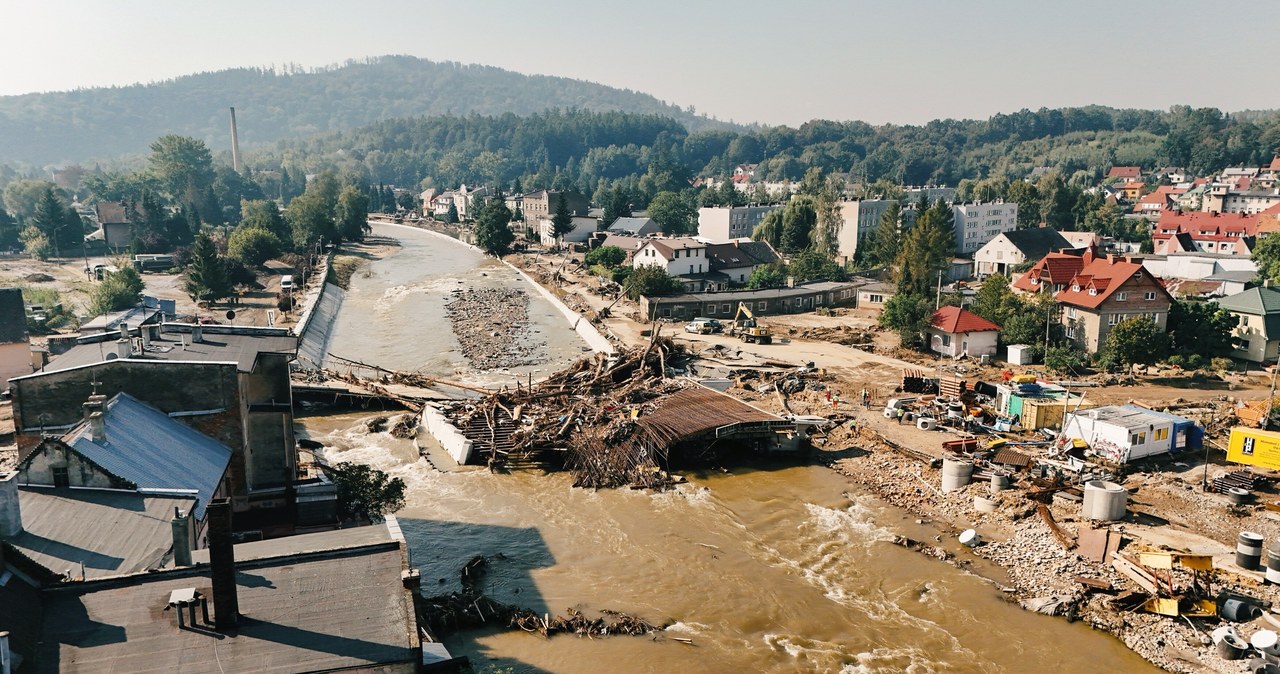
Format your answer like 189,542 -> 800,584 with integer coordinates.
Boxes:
1037,504 -> 1076,550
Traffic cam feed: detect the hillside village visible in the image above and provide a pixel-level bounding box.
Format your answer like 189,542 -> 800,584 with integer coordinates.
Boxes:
11,108 -> 1280,674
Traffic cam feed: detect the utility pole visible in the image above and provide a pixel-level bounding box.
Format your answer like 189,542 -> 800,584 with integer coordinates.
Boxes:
935,270 -> 944,310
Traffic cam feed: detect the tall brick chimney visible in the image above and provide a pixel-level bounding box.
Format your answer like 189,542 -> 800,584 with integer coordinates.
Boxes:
207,499 -> 239,630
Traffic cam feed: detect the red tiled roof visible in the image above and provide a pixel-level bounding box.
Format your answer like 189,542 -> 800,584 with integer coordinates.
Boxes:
1152,211 -> 1259,247
1012,249 -> 1094,292
930,306 -> 1000,333
1108,166 -> 1141,179
1054,256 -> 1168,310
1270,155 -> 1280,172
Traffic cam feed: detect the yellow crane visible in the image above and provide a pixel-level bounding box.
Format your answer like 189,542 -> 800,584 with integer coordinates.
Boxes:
730,302 -> 773,344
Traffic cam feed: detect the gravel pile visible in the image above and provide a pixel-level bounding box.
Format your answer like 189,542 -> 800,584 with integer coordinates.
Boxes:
445,287 -> 545,370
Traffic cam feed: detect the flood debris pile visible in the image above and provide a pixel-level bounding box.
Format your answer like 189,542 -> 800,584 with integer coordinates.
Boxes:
418,555 -> 668,640
365,413 -> 419,438
441,337 -> 691,482
445,287 -> 545,370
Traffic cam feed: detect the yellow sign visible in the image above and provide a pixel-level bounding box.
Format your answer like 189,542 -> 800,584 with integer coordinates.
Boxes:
1227,427 -> 1280,471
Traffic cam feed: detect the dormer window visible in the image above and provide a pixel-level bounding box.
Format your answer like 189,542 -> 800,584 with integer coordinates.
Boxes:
1071,284 -> 1081,292
1088,288 -> 1098,296
1030,278 -> 1040,285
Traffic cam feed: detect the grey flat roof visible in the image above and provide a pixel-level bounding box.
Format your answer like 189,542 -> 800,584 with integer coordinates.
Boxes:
39,545 -> 417,673
8,487 -> 192,579
39,325 -> 297,375
79,306 -> 161,333
190,521 -> 395,564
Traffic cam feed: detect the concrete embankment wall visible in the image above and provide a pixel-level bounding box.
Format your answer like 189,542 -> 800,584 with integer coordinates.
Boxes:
295,282 -> 345,369
421,405 -> 474,464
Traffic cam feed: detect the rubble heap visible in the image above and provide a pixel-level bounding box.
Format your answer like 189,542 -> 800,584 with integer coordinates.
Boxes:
445,287 -> 544,370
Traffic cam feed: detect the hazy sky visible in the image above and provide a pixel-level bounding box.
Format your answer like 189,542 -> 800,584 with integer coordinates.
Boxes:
2,1 -> 1276,126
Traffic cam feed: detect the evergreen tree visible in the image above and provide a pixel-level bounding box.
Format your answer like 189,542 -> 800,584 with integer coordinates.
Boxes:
601,186 -> 630,227
183,233 -> 232,303
474,197 -> 514,256
446,202 -> 459,224
550,192 -> 574,245
867,201 -> 902,267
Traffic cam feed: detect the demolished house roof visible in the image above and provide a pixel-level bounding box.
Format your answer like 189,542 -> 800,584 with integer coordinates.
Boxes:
635,385 -> 783,440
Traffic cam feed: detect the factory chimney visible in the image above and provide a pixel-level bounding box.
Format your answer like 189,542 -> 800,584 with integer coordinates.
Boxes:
207,499 -> 240,630
229,107 -> 243,174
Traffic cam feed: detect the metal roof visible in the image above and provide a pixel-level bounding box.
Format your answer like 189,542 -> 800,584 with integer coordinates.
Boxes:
39,545 -> 417,673
8,487 -> 192,579
637,385 -> 783,440
1070,404 -> 1179,430
63,393 -> 232,520
1216,286 -> 1280,316
40,324 -> 297,375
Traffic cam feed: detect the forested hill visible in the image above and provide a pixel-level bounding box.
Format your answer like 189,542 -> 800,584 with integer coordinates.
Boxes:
0,55 -> 728,166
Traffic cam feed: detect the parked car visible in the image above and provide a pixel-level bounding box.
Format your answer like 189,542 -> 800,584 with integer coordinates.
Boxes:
687,317 -> 723,333
684,320 -> 715,334
280,275 -> 294,292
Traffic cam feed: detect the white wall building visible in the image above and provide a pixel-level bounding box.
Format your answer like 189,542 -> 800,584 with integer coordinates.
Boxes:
633,238 -> 707,276
952,202 -> 1018,255
834,199 -> 897,263
697,205 -> 781,242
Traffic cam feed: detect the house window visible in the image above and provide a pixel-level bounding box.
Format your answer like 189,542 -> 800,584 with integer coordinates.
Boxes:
53,466 -> 69,488
689,265 -> 694,274
723,303 -> 731,313
1067,307 -> 1078,319
1108,313 -> 1121,326
1117,292 -> 1128,301
1072,285 -> 1080,292
1155,428 -> 1168,441
1144,292 -> 1156,300
942,334 -> 951,347
707,305 -> 716,315
1066,326 -> 1076,338
1130,432 -> 1147,445
869,294 -> 884,304
1088,288 -> 1097,296
759,300 -> 767,311
1240,315 -> 1249,327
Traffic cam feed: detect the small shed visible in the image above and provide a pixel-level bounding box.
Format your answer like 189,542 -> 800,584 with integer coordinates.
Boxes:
1006,344 -> 1035,366
927,306 -> 1000,359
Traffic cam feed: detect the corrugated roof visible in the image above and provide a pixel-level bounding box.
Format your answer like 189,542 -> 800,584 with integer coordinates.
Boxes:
636,385 -> 782,440
63,393 -> 232,519
8,488 -> 192,578
930,306 -> 1000,333
39,545 -> 417,673
1216,286 -> 1280,316
41,324 -> 297,375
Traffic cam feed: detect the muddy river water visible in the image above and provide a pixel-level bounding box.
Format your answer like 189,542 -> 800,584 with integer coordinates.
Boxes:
303,224 -> 1156,673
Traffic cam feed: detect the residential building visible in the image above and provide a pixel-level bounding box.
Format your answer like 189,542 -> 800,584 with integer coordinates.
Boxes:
1215,286 -> 1280,363
903,186 -> 957,204
638,281 -> 861,321
606,216 -> 661,236
593,233 -> 647,258
697,204 -> 781,242
926,306 -> 1000,358
952,202 -> 1019,255
20,391 -> 233,528
633,238 -> 707,277
1061,405 -> 1202,464
454,184 -> 495,220
1203,183 -> 1280,214
704,240 -> 782,285
855,281 -> 896,313
536,215 -> 598,246
1055,254 -> 1174,353
833,198 -> 897,262
0,287 -> 29,391
9,324 -> 299,523
1151,211 -> 1258,256
1107,166 -> 1142,181
1133,185 -> 1187,218
1058,231 -> 1103,250
92,201 -> 132,250
0,508 -> 433,673
973,228 -> 1071,277
430,190 -> 458,218
1116,181 -> 1147,201
517,189 -> 589,222
1139,252 -> 1257,284
1012,247 -> 1095,295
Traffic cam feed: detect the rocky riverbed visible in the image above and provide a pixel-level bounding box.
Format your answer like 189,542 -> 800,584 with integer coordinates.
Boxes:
444,287 -> 546,370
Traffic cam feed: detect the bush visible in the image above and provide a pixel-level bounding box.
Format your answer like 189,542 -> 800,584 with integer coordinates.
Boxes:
584,245 -> 625,268
622,265 -> 681,300
227,226 -> 282,265
610,266 -> 632,284
1045,345 -> 1087,374
1185,353 -> 1205,370
1211,357 -> 1235,372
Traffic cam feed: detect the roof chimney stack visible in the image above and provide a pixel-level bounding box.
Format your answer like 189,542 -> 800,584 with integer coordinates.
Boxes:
116,338 -> 132,359
82,394 -> 107,422
207,499 -> 240,630
88,411 -> 106,443
192,324 -> 203,344
0,473 -> 21,539
171,507 -> 192,567
119,322 -> 129,340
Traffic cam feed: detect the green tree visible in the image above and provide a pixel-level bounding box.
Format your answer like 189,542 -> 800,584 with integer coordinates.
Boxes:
788,248 -> 842,283
286,191 -> 336,249
647,191 -> 696,235
970,274 -> 1021,328
1044,345 -> 1087,374
31,187 -> 68,255
1102,317 -> 1170,368
601,186 -> 630,228
331,462 -> 406,522
623,265 -> 682,300
0,207 -> 18,250
1166,299 -> 1234,358
90,266 -> 145,315
1005,180 -> 1041,229
445,202 -> 459,224
550,192 -> 574,245
746,261 -> 787,289
335,185 -> 371,242
879,292 -> 932,348
227,226 -> 282,265
20,225 -> 51,260
1254,233 -> 1280,284
584,245 -> 626,268
474,197 -> 514,256
241,199 -> 290,244
894,209 -> 953,296
866,201 -> 901,268
3,179 -> 62,222
780,196 -> 817,253
183,233 -> 233,303
149,135 -> 216,215
753,210 -> 784,249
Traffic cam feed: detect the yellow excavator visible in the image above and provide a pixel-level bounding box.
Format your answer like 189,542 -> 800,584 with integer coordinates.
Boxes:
730,302 -> 773,344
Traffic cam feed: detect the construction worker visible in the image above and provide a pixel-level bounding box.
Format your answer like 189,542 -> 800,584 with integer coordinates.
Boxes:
895,406 -> 905,424
860,388 -> 870,408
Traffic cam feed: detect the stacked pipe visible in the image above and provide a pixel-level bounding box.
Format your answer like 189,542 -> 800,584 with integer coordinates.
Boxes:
1267,541 -> 1280,584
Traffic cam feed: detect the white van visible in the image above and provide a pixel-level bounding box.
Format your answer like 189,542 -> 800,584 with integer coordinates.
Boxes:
280,275 -> 294,292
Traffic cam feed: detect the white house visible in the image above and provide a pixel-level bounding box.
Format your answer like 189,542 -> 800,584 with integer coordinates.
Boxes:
633,238 -> 707,276
1061,405 -> 1201,464
952,202 -> 1019,255
926,306 -> 1000,358
973,228 -> 1071,277
537,215 -> 598,247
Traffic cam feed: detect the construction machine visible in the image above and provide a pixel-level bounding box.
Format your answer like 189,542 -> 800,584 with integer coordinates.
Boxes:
729,302 -> 773,344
